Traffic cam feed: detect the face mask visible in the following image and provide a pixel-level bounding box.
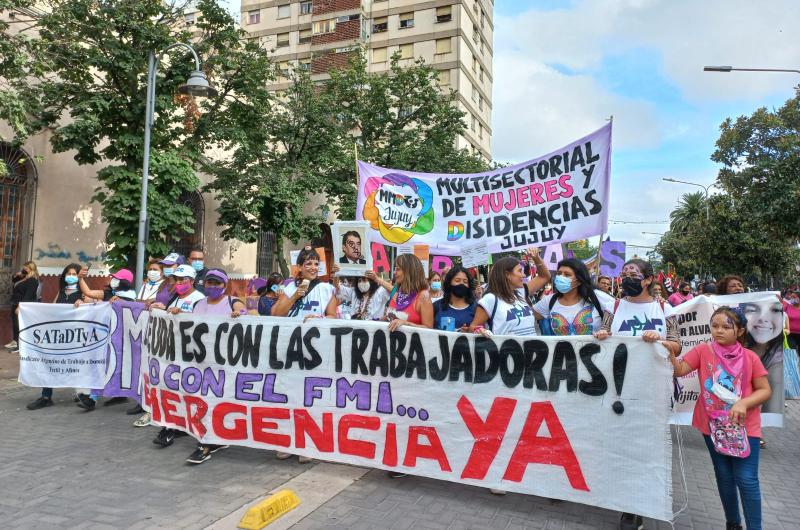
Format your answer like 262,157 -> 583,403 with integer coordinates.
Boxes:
174,282 -> 192,296
621,277 -> 644,297
205,285 -> 225,299
682,290 -> 691,295
163,267 -> 175,276
147,270 -> 162,283
110,278 -> 120,290
65,275 -> 79,286
450,284 -> 471,299
358,281 -> 371,293
431,281 -> 442,291
271,284 -> 280,294
191,260 -> 204,272
554,275 -> 573,294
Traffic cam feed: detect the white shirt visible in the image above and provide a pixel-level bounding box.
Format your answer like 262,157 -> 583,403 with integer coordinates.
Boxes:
283,281 -> 337,319
610,298 -> 675,338
167,290 -> 205,313
138,280 -> 164,301
346,286 -> 390,320
478,293 -> 536,336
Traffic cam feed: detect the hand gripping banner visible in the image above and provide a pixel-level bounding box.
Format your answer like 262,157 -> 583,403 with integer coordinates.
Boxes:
142,310 -> 673,521
356,123 -> 612,254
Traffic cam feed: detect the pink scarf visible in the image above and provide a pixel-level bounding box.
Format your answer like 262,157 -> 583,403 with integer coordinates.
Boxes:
710,340 -> 747,390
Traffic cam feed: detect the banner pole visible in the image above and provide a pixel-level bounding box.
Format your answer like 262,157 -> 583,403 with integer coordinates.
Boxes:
354,142 -> 359,181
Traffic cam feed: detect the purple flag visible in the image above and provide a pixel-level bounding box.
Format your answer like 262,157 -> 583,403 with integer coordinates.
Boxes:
599,241 -> 626,277
103,300 -> 149,400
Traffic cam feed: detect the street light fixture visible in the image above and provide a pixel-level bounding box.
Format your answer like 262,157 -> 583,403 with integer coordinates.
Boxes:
136,43 -> 217,292
704,65 -> 800,75
662,178 -> 716,221
641,231 -> 665,236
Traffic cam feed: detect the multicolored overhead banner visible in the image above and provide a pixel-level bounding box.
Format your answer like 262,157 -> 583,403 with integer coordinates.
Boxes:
357,123 -> 612,254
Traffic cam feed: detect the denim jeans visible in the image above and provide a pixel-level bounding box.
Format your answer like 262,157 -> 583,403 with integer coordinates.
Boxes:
703,435 -> 761,529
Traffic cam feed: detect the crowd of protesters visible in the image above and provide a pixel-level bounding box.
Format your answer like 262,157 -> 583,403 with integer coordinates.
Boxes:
9,244 -> 798,530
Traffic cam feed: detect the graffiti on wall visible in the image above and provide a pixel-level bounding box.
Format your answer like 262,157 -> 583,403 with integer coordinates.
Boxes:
34,243 -> 106,263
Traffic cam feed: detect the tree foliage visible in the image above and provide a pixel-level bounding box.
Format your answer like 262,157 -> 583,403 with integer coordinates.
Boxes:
0,0 -> 270,268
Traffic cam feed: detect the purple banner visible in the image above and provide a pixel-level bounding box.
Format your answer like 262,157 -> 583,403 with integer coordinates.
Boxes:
599,240 -> 626,277
103,300 -> 149,400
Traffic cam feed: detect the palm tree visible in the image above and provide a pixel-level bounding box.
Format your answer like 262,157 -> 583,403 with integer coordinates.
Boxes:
669,192 -> 706,234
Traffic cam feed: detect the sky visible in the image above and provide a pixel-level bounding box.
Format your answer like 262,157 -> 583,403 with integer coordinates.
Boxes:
491,0 -> 800,251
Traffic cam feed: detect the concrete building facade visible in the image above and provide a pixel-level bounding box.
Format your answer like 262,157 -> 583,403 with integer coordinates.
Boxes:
239,0 -> 494,160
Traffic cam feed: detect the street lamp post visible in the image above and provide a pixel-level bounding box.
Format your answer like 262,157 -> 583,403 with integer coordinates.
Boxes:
136,43 -> 217,292
704,66 -> 800,75
662,178 -> 715,220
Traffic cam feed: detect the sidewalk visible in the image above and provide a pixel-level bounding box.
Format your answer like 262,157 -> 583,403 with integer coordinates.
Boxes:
0,372 -> 797,529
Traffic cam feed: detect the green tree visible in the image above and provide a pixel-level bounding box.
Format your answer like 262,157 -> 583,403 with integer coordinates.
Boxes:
712,88 -> 800,243
205,68 -> 341,276
668,191 -> 706,235
323,52 -> 489,220
0,0 -> 270,268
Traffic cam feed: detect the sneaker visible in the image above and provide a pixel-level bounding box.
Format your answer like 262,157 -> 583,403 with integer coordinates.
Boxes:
4,340 -> 17,349
126,403 -> 144,415
153,428 -> 176,447
72,392 -> 80,403
275,452 -> 292,460
187,446 -> 212,464
11,348 -> 19,354
103,396 -> 127,406
387,471 -> 407,478
725,523 -> 743,530
298,456 -> 313,463
133,412 -> 151,427
27,397 -> 53,410
489,489 -> 507,495
619,513 -> 643,530
208,444 -> 229,453
76,393 -> 96,411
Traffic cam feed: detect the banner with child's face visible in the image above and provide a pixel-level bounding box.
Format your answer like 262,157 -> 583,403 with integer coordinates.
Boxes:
356,123 -> 612,255
670,292 -> 784,427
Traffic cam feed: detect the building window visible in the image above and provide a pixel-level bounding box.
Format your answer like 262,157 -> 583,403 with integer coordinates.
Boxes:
479,124 -> 483,140
473,27 -> 479,44
248,10 -> 260,25
435,37 -> 451,54
373,16 -> 388,33
337,14 -> 359,22
372,47 -> 387,63
168,190 -> 205,260
300,1 -> 312,15
471,114 -> 477,132
299,58 -> 311,71
313,19 -> 336,35
478,95 -> 484,111
399,43 -> 413,59
277,61 -> 290,80
436,6 -> 452,23
276,33 -> 290,47
277,4 -> 290,19
299,28 -> 311,43
479,66 -> 484,82
0,143 -> 35,295
437,70 -> 450,87
184,12 -> 195,24
472,83 -> 478,102
399,12 -> 414,29
256,229 -> 277,277
481,10 -> 486,28
473,56 -> 478,72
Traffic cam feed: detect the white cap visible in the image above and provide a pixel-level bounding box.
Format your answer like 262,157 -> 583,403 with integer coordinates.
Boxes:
173,264 -> 197,279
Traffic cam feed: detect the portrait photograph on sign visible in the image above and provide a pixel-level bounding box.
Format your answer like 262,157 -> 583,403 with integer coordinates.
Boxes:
332,221 -> 373,276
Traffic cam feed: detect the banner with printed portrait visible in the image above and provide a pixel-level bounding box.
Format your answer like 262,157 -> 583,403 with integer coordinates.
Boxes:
670,292 -> 785,427
356,123 -> 612,255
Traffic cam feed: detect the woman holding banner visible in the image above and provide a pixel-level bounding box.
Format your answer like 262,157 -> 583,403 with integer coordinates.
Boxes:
7,261 -> 39,353
381,254 -> 434,332
594,258 -> 681,530
719,275 -> 746,295
533,258 -> 612,336
26,263 -> 83,411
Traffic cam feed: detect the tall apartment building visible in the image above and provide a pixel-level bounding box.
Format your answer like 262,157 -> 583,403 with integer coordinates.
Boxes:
240,0 -> 494,160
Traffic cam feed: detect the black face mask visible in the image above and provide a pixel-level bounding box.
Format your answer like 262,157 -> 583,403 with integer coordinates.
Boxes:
450,284 -> 471,299
621,277 -> 644,297
682,290 -> 691,295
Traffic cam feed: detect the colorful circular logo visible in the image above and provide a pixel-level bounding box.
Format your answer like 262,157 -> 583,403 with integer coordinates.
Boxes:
362,173 -> 434,244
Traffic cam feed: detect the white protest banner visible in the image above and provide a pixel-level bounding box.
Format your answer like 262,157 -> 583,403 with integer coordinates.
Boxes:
142,311 -> 673,521
356,123 -> 611,254
461,241 -> 490,268
670,292 -> 785,427
18,302 -> 112,388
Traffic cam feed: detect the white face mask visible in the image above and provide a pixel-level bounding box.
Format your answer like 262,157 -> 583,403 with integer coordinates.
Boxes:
358,281 -> 371,293
110,278 -> 120,290
147,270 -> 162,283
